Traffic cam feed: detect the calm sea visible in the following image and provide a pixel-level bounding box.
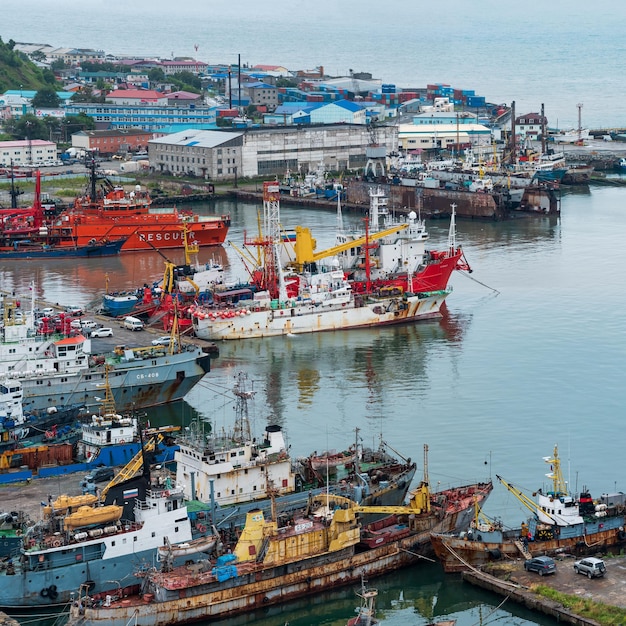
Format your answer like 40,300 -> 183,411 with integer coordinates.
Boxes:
4,0 -> 626,128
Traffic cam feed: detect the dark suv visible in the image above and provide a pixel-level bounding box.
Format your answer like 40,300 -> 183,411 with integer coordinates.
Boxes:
524,555 -> 556,576
84,466 -> 115,483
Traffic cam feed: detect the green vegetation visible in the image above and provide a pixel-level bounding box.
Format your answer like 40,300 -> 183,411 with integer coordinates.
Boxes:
0,37 -> 59,92
534,584 -> 626,626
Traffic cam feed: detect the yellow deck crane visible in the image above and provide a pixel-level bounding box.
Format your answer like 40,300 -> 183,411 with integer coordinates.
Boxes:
160,223 -> 201,296
98,431 -> 169,502
289,222 -> 409,272
308,444 -> 432,518
495,474 -> 559,525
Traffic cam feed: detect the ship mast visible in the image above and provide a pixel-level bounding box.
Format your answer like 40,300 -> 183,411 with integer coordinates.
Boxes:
232,372 -> 254,442
543,444 -> 567,497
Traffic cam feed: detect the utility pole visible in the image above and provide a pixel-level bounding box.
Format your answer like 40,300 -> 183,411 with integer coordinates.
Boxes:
541,103 -> 546,155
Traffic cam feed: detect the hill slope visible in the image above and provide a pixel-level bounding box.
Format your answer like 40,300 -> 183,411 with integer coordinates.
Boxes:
0,37 -> 57,92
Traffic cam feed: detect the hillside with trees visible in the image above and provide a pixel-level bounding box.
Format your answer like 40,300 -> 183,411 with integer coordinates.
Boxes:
0,36 -> 58,91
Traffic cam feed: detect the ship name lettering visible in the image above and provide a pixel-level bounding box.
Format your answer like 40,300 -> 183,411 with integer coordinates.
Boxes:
136,372 -> 160,380
295,521 -> 314,533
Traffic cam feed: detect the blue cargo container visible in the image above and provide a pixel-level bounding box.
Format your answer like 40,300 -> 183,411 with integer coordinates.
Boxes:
462,89 -> 475,96
466,96 -> 486,107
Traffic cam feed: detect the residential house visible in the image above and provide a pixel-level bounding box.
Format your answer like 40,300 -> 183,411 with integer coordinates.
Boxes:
515,112 -> 547,140
159,59 -> 208,76
244,82 -> 278,111
105,89 -> 169,106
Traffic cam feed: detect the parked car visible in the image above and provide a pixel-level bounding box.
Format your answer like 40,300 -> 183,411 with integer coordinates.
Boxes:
66,305 -> 84,316
124,316 -> 144,331
41,307 -> 55,317
524,556 -> 556,576
81,320 -> 99,329
90,327 -> 113,338
574,557 -> 606,578
151,335 -> 176,346
84,466 -> 115,483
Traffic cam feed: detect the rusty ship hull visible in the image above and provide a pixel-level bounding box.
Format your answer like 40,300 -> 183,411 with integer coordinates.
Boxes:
68,481 -> 492,626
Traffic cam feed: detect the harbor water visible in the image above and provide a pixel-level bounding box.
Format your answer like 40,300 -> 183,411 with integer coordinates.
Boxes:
2,185 -> 625,624
4,2 -> 626,621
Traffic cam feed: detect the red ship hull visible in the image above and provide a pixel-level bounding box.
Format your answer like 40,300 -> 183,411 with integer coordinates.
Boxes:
350,248 -> 465,294
61,215 -> 230,251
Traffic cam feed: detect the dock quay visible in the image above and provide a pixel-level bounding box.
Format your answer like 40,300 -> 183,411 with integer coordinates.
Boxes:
0,612 -> 19,626
461,554 -> 626,625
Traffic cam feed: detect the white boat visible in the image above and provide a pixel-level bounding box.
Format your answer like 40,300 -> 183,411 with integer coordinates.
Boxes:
191,183 -> 449,341
157,534 -> 219,559
550,128 -> 590,144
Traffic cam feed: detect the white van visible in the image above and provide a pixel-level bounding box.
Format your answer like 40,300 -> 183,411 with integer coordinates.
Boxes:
123,316 -> 144,331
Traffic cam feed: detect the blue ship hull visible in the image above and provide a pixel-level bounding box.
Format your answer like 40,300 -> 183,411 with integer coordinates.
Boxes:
0,239 -> 126,259
102,294 -> 140,317
87,442 -> 179,467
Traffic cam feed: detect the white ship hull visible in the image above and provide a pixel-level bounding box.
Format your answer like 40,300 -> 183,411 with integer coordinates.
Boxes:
193,290 -> 449,340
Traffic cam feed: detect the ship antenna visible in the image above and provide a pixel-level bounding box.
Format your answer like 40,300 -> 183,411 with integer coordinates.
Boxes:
447,203 -> 457,254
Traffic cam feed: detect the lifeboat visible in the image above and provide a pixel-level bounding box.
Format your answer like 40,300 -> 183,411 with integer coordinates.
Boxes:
63,505 -> 123,530
44,494 -> 99,517
157,534 -> 219,559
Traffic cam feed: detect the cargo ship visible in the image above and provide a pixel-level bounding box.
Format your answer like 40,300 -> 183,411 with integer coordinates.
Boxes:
67,471 -> 493,626
58,159 -> 230,252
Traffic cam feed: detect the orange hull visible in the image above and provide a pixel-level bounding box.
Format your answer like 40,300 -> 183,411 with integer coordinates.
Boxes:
59,211 -> 229,251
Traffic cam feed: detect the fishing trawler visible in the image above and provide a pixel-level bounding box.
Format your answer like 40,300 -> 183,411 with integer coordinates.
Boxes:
430,445 -> 626,572
191,183 -> 451,341
0,294 -> 211,413
67,468 -> 493,626
0,473 -> 212,607
175,372 -> 417,527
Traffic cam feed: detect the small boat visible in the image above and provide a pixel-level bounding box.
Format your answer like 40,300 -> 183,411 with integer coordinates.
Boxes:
346,580 -> 378,626
157,534 -> 219,560
63,504 -> 123,529
309,448 -> 355,471
43,494 -> 99,517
